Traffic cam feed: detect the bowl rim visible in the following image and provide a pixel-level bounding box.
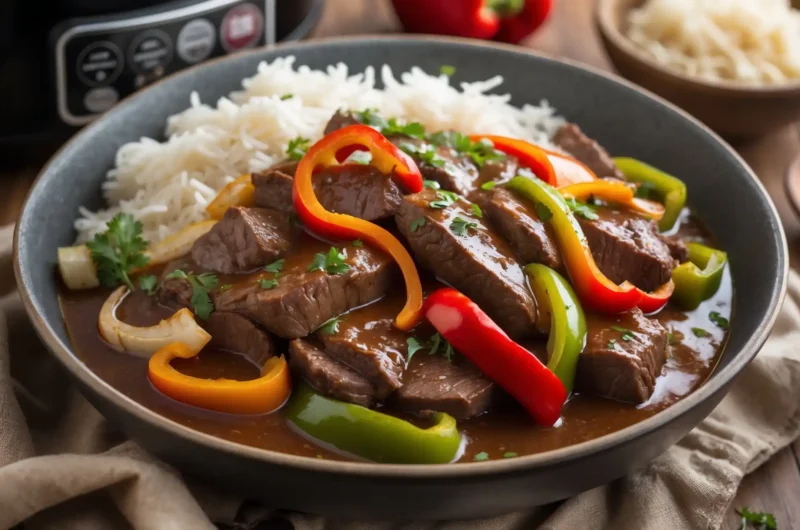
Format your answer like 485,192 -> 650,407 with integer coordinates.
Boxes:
13,34 -> 789,479
595,0 -> 800,96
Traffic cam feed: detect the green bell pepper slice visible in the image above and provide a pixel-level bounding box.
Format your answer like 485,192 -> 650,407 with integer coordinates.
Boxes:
284,383 -> 462,464
671,242 -> 728,310
525,264 -> 587,392
613,157 -> 687,232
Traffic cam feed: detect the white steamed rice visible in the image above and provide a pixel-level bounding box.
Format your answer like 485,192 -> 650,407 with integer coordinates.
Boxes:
74,56 -> 565,245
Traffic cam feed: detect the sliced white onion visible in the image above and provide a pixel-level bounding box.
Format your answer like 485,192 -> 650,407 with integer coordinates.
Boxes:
143,220 -> 216,267
57,245 -> 99,290
98,286 -> 210,358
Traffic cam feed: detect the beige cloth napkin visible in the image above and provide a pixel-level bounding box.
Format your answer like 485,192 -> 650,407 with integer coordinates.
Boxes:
1,221 -> 799,530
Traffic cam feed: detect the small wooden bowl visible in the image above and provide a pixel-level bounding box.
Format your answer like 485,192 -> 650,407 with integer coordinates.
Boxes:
596,0 -> 800,139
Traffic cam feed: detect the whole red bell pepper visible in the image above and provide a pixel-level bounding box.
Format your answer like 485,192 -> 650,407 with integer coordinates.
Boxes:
423,287 -> 567,426
391,0 -> 554,44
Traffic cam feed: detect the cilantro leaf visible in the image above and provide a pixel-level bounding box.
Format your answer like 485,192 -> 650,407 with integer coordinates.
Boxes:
138,275 -> 158,296
421,332 -> 456,362
565,197 -> 599,220
406,337 -> 425,365
450,217 -> 478,236
280,93 -> 293,100
308,247 -> 351,275
692,327 -> 710,338
473,451 -> 489,461
259,278 -> 278,290
411,217 -> 426,233
709,311 -> 729,329
382,118 -> 426,140
166,269 -> 218,320
86,213 -> 150,291
429,190 -> 459,209
316,316 -> 343,335
503,452 -> 518,458
353,108 -> 386,128
264,259 -> 285,274
611,325 -> 634,341
481,180 -> 497,191
400,142 -> 445,168
423,179 -> 441,190
166,269 -> 188,280
440,65 -> 455,76
737,507 -> 777,529
471,203 -> 483,218
286,137 -> 311,161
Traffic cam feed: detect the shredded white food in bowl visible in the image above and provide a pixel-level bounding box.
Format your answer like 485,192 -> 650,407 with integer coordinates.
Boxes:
74,56 -> 565,245
625,0 -> 800,85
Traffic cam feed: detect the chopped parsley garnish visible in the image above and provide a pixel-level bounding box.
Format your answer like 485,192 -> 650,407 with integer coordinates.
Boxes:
280,93 -> 293,100
611,325 -> 634,341
535,202 -> 553,222
411,217 -> 427,232
259,278 -> 278,290
382,118 -> 426,139
264,259 -> 285,275
423,179 -> 441,190
346,149 -> 372,165
166,270 -> 218,320
634,181 -> 658,200
429,190 -> 460,209
737,507 -> 777,529
428,132 -> 505,167
450,216 -> 478,236
138,274 -> 158,296
692,327 -> 710,338
440,64 -> 456,76
308,247 -> 351,275
286,137 -> 311,161
400,142 -> 445,168
406,337 -> 425,365
607,339 -> 617,349
565,197 -> 599,220
473,451 -> 489,461
316,316 -> 343,335
471,203 -> 483,218
481,180 -> 498,191
86,213 -> 150,291
503,452 -> 518,458
709,311 -> 729,329
352,239 -> 363,247
353,108 -> 384,127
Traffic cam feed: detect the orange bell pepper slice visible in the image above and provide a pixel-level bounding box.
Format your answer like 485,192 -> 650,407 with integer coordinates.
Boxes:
559,181 -> 665,221
206,174 -> 255,220
148,342 -> 291,415
544,150 -> 597,187
293,124 -> 424,330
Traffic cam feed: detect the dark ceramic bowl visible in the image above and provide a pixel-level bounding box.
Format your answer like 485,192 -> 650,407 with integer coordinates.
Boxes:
14,36 -> 788,519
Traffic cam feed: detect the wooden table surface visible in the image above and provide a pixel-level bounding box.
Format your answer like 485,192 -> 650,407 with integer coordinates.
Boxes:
4,0 -> 799,527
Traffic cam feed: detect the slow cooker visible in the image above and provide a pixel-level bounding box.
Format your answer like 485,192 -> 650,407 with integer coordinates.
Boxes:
0,0 -> 322,163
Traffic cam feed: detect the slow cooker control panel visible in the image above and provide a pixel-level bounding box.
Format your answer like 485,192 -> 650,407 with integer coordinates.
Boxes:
52,0 -> 275,126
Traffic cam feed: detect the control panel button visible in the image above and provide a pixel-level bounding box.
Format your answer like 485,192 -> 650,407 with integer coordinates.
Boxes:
83,87 -> 119,113
128,29 -> 173,74
221,3 -> 264,52
177,18 -> 216,64
76,41 -> 123,86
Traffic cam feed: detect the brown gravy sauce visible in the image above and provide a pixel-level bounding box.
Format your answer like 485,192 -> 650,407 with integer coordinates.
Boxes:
58,214 -> 732,462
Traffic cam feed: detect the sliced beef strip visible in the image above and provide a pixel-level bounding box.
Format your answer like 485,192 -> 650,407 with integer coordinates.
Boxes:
252,169 -> 294,214
253,162 -> 403,221
575,308 -> 668,404
484,187 -> 562,270
396,189 -> 539,338
553,123 -> 625,180
318,303 -> 408,398
468,156 -> 520,211
214,243 -> 396,338
289,339 -> 378,408
191,206 -> 295,274
663,234 -> 689,263
394,353 -> 496,420
206,312 -> 275,367
578,207 -> 678,292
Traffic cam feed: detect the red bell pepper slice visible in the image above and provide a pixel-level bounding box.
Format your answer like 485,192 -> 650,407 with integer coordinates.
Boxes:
293,125 -> 425,330
423,287 -> 567,426
469,134 -> 557,185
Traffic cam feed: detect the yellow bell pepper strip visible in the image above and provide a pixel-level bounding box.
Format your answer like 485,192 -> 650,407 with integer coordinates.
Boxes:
558,180 -> 665,222
148,342 -> 291,415
423,287 -> 567,426
206,174 -> 254,220
613,157 -> 688,232
285,382 -> 462,464
468,135 -> 557,185
671,243 -> 728,310
293,124 -> 425,330
525,264 -> 587,393
506,176 -> 674,314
